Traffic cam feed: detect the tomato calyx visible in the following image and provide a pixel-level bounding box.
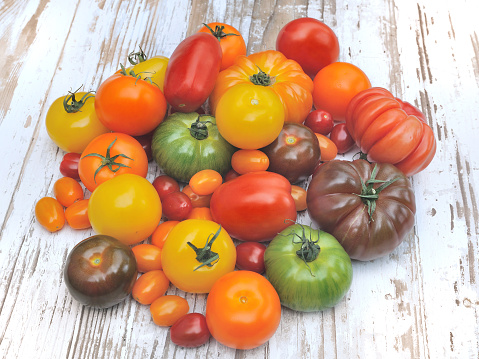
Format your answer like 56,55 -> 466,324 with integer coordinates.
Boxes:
128,46 -> 147,65
249,66 -> 275,86
283,221 -> 320,276
118,63 -> 158,88
189,115 -> 213,140
202,23 -> 240,41
187,225 -> 221,270
81,137 -> 133,183
63,86 -> 95,113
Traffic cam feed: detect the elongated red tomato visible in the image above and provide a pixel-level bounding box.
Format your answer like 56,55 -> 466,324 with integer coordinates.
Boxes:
163,33 -> 222,112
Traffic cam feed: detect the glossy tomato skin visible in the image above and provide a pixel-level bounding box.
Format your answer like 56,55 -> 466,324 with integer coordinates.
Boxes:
65,199 -> 91,230
235,242 -> 266,274
164,33 -> 222,112
330,123 -> 355,154
276,18 -> 339,78
120,56 -> 169,92
261,122 -> 320,183
150,295 -> 189,327
231,149 -> 269,174
264,224 -> 352,312
64,235 -> 137,308
315,133 -> 338,161
60,152 -> 81,179
304,109 -> 334,136
35,197 -> 65,232
161,191 -> 192,221
210,171 -> 297,242
53,177 -> 84,207
152,175 -> 180,201
170,313 -> 211,348
307,159 -> 416,261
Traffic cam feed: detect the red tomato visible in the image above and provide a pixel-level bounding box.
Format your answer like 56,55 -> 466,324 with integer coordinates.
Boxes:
150,295 -> 190,327
315,133 -> 338,161
152,175 -> 180,201
162,191 -> 192,221
133,131 -> 154,162
290,185 -> 307,211
132,270 -> 170,305
235,242 -> 266,273
276,18 -> 339,78
189,169 -> 223,196
330,123 -> 355,154
60,152 -> 81,179
170,313 -> 211,348
53,177 -> 84,207
35,197 -> 65,232
132,244 -> 162,272
163,33 -> 222,112
151,221 -> 179,249
231,149 -> 269,174
65,199 -> 91,229
304,109 -> 334,135
224,168 -> 241,182
181,185 -> 212,208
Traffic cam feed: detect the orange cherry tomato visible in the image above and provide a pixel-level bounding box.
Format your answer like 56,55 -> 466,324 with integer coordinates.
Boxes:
35,197 -> 65,232
231,149 -> 269,174
315,133 -> 338,161
53,177 -> 84,207
132,244 -> 162,272
186,207 -> 213,221
182,185 -> 212,208
189,169 -> 223,196
151,221 -> 179,249
290,185 -> 307,211
65,199 -> 91,229
132,270 -> 170,305
150,295 -> 190,327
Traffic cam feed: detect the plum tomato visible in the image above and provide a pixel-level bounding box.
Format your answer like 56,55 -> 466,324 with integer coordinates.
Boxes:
304,109 -> 334,135
170,313 -> 211,348
162,191 -> 192,221
186,207 -> 213,221
291,185 -> 307,211
132,270 -> 170,305
132,244 -> 163,272
150,295 -> 190,327
65,199 -> 91,230
189,169 -> 223,196
35,197 -> 65,232
60,152 -> 81,180
53,177 -> 84,207
151,221 -> 180,249
152,175 -> 180,201
315,133 -> 338,161
231,149 -> 269,174
235,242 -> 266,274
330,123 -> 355,154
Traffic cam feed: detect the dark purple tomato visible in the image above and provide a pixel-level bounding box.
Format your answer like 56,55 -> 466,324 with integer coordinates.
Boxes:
330,123 -> 355,154
304,110 -> 334,135
235,242 -> 266,274
60,152 -> 81,180
162,191 -> 192,221
64,235 -> 138,308
133,131 -> 154,162
170,313 -> 211,348
152,175 -> 180,202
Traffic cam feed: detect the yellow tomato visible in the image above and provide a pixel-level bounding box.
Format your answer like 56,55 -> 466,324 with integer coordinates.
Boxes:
123,56 -> 169,92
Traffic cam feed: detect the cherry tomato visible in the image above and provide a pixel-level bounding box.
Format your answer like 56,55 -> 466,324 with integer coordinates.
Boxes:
186,207 -> 213,221
152,175 -> 180,201
60,152 -> 81,179
53,177 -> 84,207
35,197 -> 65,232
170,313 -> 211,348
235,242 -> 266,274
65,199 -> 91,229
162,191 -> 192,221
330,123 -> 356,154
291,185 -> 307,211
133,131 -> 154,162
231,149 -> 269,174
150,295 -> 189,327
132,244 -> 162,272
224,168 -> 241,182
304,109 -> 334,135
189,169 -> 223,196
181,185 -> 212,208
132,270 -> 170,305
315,133 -> 338,161
151,221 -> 179,249
120,53 -> 169,92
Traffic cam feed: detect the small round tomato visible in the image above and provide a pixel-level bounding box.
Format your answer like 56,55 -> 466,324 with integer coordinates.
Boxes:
235,242 -> 266,274
132,270 -> 170,305
152,175 -> 180,201
151,221 -> 179,249
181,185 -> 212,208
65,199 -> 91,229
53,177 -> 84,207
150,295 -> 189,327
231,149 -> 269,174
330,123 -> 355,154
205,270 -> 281,349
215,83 -> 285,149
304,109 -> 334,135
224,168 -> 241,182
315,133 -> 338,161
170,313 -> 211,348
133,131 -> 154,162
189,169 -> 223,196
132,244 -> 162,272
186,207 -> 213,221
291,185 -> 307,211
162,191 -> 192,221
35,197 -> 65,232
60,152 -> 81,179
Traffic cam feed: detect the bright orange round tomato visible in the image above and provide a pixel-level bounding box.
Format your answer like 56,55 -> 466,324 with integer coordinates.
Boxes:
291,185 -> 307,211
231,149 -> 269,174
312,62 -> 371,122
132,270 -> 170,305
151,221 -> 179,249
53,177 -> 84,207
186,207 -> 213,221
215,83 -> 285,149
181,185 -> 212,208
65,199 -> 91,229
132,244 -> 162,272
189,169 -> 223,196
315,133 -> 338,161
198,22 -> 246,71
79,132 -> 148,192
150,295 -> 190,327
205,270 -> 282,349
35,197 -> 65,232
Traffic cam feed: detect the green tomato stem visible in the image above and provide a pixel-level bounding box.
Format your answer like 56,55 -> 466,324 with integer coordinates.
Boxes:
187,225 -> 221,271
189,115 -> 212,140
202,23 -> 240,41
62,86 -> 95,113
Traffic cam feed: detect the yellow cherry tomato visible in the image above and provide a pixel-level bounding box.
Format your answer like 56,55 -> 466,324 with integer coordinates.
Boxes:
189,169 -> 223,196
231,149 -> 269,174
130,56 -> 169,92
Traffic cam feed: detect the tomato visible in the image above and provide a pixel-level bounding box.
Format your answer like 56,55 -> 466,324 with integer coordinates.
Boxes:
210,171 -> 297,242
95,71 -> 167,136
261,122 -> 320,183
345,87 -> 436,176
290,185 -> 307,211
189,169 -> 223,196
307,159 -> 416,260
151,221 -> 179,249
235,242 -> 266,274
210,50 -> 313,124
276,18 -> 339,78
150,295 -> 189,327
46,90 -> 110,153
133,131 -> 154,162
163,33 -> 222,112
60,152 -> 81,180
205,270 -> 281,350
330,123 -> 355,154
152,112 -> 236,182
132,270 -> 170,305
231,149 -> 269,174
161,191 -> 192,221
79,132 -> 148,192
120,49 -> 169,91
88,174 -> 162,246
181,185 -> 212,208
132,244 -> 162,272
65,199 -> 91,230
224,169 -> 241,182
53,177 -> 84,207
198,22 -> 247,70
64,235 -> 137,308
304,109 -> 334,135
186,207 -> 213,221
152,175 -> 180,201
35,197 -> 65,232
313,62 -> 371,122
161,219 -> 236,293
315,133 -> 338,161
170,313 -> 211,348
264,223 -> 353,312
215,83 -> 285,149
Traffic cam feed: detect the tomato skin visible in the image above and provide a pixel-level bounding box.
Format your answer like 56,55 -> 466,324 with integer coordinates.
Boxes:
290,185 -> 307,211
53,177 -> 84,207
65,199 -> 91,229
151,221 -> 179,249
152,175 -> 180,201
186,207 -> 213,221
276,18 -> 339,78
189,169 -> 223,196
304,109 -> 334,136
224,169 -> 241,182
205,270 -> 281,350
235,242 -> 266,274
170,313 -> 211,348
133,131 -> 154,162
60,152 -> 81,180
150,295 -> 189,327
231,149 -> 269,174
181,185 -> 212,208
132,244 -> 162,272
132,270 -> 170,305
161,191 -> 192,221
164,33 -> 222,112
330,123 -> 355,154
35,197 -> 65,232
121,56 -> 169,92
315,133 -> 338,161
64,235 -> 137,308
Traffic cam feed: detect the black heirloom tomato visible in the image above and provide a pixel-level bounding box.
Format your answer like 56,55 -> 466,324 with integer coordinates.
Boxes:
64,235 -> 138,308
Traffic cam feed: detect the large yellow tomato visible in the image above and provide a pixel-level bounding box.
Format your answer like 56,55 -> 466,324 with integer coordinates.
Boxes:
161,219 -> 236,293
215,83 -> 285,149
88,174 -> 162,246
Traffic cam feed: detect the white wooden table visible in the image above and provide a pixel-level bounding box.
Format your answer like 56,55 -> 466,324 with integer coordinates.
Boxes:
1,0 -> 478,358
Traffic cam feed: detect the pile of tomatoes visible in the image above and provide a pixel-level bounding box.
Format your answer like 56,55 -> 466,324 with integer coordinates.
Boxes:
36,17 -> 436,350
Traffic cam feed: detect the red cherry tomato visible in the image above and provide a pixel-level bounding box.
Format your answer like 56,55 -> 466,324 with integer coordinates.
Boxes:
235,242 -> 266,274
330,123 -> 356,154
304,110 -> 334,135
133,131 -> 154,162
162,191 -> 192,221
60,152 -> 81,179
152,175 -> 180,201
170,313 -> 211,348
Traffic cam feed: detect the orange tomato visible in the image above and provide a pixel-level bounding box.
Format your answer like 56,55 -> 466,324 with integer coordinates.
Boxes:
65,199 -> 91,229
231,149 -> 269,174
189,169 -> 223,196
291,185 -> 307,211
132,270 -> 170,305
186,207 -> 213,221
35,197 -> 65,232
53,177 -> 84,207
151,221 -> 179,249
150,295 -> 190,327
315,133 -> 338,161
182,185 -> 212,208
132,244 -> 162,272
